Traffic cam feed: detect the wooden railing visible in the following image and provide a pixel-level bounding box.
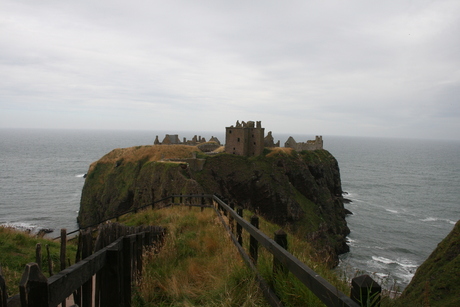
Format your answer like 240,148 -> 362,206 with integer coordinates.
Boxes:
1,224 -> 165,307
211,195 -> 381,307
1,194 -> 380,307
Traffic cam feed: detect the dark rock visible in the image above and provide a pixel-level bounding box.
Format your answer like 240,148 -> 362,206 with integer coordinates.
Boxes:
78,147 -> 350,267
344,208 -> 353,215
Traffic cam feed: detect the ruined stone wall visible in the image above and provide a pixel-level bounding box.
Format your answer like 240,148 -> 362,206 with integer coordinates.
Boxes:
285,136 -> 323,151
225,126 -> 249,155
225,120 -> 265,156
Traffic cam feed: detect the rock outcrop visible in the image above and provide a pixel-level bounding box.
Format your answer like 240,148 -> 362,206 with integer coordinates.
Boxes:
78,145 -> 350,267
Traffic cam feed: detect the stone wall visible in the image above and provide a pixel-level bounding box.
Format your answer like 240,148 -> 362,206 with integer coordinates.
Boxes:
224,120 -> 265,156
285,136 -> 323,151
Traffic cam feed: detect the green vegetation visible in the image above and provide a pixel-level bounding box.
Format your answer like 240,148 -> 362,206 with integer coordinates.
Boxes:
0,227 -> 78,296
119,206 -> 268,306
118,205 -> 352,306
396,220 -> 460,307
79,144 -> 349,268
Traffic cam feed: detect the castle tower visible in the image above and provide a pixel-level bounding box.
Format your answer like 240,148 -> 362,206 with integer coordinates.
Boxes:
225,120 -> 265,156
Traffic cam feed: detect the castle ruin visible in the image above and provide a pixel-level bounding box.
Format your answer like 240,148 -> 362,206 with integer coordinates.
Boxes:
284,135 -> 323,151
225,120 -> 323,156
224,120 -> 265,156
154,121 -> 323,157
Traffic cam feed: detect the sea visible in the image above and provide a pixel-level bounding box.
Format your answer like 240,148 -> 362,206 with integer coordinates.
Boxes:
1,128 -> 459,290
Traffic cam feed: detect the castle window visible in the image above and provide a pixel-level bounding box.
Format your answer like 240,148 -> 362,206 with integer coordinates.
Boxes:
237,138 -> 240,142
229,130 -> 232,134
254,142 -> 256,145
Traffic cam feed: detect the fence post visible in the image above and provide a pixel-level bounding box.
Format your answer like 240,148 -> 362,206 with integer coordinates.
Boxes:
351,275 -> 381,307
19,263 -> 48,307
273,229 -> 288,276
45,245 -> 53,276
123,237 -> 132,306
0,266 -> 7,307
229,202 -> 235,233
179,193 -> 183,204
236,208 -> 243,246
250,215 -> 259,264
35,244 -> 42,271
136,233 -> 143,278
60,229 -> 67,272
201,193 -> 205,212
101,247 -> 123,306
82,229 -> 93,307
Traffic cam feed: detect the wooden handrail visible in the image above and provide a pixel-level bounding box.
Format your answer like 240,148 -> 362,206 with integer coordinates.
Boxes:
212,195 -> 360,307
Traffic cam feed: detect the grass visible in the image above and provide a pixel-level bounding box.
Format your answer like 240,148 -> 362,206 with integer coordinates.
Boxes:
265,147 -> 294,158
119,206 -> 268,306
88,145 -> 200,173
118,205 -> 359,306
0,226 -> 78,297
239,208 -> 351,306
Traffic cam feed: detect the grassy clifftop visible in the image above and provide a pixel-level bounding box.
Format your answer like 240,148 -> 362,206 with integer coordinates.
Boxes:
78,145 -> 349,267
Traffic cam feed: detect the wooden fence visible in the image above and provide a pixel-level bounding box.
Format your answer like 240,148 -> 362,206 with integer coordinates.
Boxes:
1,194 -> 379,307
1,223 -> 165,307
211,195 -> 381,307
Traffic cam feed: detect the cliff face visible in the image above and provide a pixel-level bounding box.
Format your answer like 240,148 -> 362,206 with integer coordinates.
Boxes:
78,146 -> 349,266
397,220 -> 460,306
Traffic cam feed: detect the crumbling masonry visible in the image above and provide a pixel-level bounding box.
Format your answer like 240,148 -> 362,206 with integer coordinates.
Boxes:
154,120 -> 323,157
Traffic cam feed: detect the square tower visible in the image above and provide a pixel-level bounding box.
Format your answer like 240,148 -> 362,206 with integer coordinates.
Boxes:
225,120 -> 265,156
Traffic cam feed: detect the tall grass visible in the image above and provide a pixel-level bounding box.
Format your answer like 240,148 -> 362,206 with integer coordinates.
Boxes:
0,227 -> 78,296
120,205 -> 404,306
120,206 -> 268,306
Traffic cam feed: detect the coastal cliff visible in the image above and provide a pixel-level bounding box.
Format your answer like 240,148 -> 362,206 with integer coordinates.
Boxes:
78,145 -> 349,266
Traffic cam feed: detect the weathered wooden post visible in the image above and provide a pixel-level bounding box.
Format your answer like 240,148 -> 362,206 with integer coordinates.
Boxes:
45,244 -> 53,277
60,229 -> 67,272
0,266 -> 7,307
250,215 -> 259,264
123,236 -> 133,306
81,229 -> 93,307
101,245 -> 123,306
136,233 -> 143,278
236,208 -> 243,246
19,263 -> 48,307
201,193 -> 205,212
273,229 -> 288,276
350,275 -> 381,307
229,202 -> 235,233
35,243 -> 42,271
179,193 -> 183,204
60,229 -> 67,307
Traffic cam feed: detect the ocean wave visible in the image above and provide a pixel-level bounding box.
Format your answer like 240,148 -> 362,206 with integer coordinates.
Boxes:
0,222 -> 38,232
372,256 -> 417,268
385,209 -> 398,214
420,217 -> 456,225
75,174 -> 86,178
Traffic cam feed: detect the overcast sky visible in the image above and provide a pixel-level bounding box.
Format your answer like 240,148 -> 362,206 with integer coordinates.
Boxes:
1,1 -> 459,140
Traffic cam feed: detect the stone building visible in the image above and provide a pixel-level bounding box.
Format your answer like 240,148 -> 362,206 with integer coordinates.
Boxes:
264,131 -> 280,148
284,135 -> 323,151
224,120 -> 265,156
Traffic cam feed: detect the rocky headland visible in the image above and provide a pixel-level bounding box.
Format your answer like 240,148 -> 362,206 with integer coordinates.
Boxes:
78,145 -> 350,267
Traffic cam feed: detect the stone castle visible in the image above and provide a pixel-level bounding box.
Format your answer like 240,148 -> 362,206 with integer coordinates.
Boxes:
154,120 -> 323,156
224,120 -> 323,156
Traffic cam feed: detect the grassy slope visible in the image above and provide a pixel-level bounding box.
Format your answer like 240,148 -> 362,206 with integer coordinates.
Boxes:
0,227 -> 78,297
396,220 -> 460,307
118,205 -> 350,306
